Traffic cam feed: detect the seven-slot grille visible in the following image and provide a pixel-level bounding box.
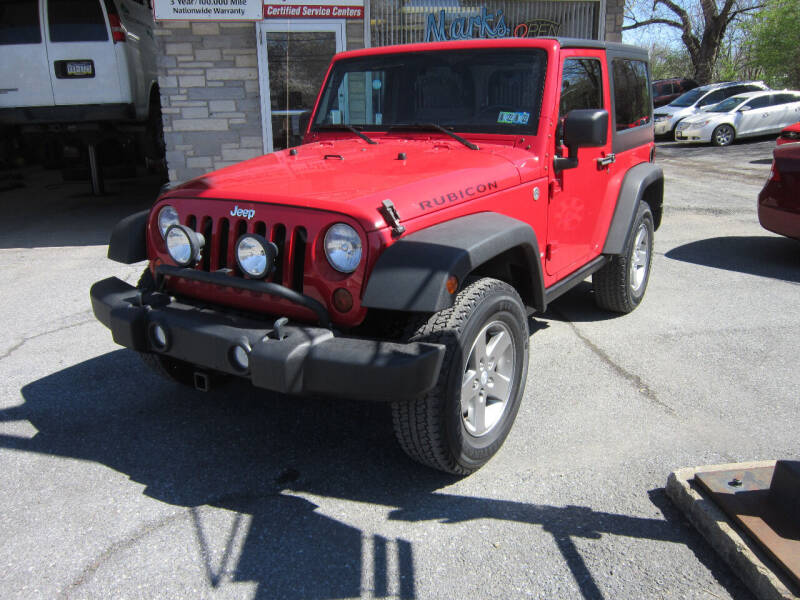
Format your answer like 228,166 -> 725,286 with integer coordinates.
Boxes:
184,214 -> 307,292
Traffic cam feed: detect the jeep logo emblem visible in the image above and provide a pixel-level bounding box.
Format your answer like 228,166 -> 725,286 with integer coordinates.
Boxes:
230,205 -> 255,219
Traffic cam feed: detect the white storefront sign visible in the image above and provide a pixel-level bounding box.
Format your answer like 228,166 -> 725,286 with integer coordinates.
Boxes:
263,0 -> 364,19
154,0 -> 263,20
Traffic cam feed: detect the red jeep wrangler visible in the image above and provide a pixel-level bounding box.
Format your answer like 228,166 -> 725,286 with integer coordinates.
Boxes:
91,38 -> 662,474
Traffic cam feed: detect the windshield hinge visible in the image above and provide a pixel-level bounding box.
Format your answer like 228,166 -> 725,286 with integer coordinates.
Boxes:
380,199 -> 406,236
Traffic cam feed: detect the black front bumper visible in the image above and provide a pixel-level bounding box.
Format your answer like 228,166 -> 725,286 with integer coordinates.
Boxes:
90,277 -> 445,402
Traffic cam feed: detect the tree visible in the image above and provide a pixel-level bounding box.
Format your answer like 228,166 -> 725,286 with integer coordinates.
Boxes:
746,0 -> 800,88
624,0 -> 763,84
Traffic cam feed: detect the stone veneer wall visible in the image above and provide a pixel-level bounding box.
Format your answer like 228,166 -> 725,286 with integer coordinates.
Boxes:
155,21 -> 263,184
155,20 -> 364,185
604,0 -> 624,43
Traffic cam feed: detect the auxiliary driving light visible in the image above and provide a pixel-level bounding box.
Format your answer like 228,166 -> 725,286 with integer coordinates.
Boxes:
165,224 -> 204,267
150,323 -> 169,350
230,343 -> 251,371
157,205 -> 179,239
235,234 -> 278,279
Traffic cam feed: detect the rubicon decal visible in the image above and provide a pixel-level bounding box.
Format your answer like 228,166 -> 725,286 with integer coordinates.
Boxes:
419,181 -> 498,211
230,205 -> 255,219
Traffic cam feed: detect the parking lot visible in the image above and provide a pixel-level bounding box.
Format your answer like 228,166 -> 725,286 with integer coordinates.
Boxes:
1,136 -> 797,599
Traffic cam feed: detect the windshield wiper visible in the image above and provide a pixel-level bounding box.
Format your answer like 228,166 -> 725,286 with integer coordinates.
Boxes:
316,124 -> 377,145
388,123 -> 479,150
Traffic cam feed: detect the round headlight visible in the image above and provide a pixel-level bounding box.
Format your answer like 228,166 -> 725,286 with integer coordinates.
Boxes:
157,205 -> 179,239
235,234 -> 278,279
324,223 -> 362,273
166,224 -> 204,267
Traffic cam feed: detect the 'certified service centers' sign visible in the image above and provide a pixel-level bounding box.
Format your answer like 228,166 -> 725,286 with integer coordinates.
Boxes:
154,0 -> 263,20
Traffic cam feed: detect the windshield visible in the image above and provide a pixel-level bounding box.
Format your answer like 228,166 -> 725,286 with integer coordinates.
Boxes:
669,88 -> 704,107
708,96 -> 746,113
311,48 -> 547,135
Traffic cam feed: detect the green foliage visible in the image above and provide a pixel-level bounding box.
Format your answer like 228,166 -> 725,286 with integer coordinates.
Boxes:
746,0 -> 800,87
648,45 -> 693,80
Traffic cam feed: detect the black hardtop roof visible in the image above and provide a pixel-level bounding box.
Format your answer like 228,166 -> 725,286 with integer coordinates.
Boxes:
556,37 -> 649,61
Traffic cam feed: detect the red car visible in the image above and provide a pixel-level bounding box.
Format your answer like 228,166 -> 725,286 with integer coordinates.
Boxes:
652,77 -> 698,108
758,143 -> 800,239
777,121 -> 800,145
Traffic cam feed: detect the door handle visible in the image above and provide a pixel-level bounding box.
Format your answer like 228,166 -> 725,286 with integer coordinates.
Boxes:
597,153 -> 615,168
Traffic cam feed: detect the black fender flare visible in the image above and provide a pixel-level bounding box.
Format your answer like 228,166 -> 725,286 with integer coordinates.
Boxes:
108,209 -> 149,264
362,212 -> 544,313
602,162 -> 663,255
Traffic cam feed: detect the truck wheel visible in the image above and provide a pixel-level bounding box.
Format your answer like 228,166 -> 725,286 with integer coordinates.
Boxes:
391,278 -> 529,475
593,202 -> 654,313
136,269 -> 228,389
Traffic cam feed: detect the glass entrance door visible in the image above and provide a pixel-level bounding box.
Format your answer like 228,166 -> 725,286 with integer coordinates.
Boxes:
259,22 -> 345,153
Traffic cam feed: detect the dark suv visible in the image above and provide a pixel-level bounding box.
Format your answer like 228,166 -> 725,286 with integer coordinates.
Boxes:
652,77 -> 698,108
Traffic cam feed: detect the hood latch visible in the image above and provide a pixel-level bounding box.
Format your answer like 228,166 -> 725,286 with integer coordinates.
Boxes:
380,199 -> 406,236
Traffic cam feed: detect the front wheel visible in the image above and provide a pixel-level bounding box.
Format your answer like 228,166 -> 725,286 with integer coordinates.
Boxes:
711,124 -> 735,147
593,202 -> 654,313
391,278 -> 529,475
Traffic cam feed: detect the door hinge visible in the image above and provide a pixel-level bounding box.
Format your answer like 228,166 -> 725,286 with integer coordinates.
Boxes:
545,243 -> 552,261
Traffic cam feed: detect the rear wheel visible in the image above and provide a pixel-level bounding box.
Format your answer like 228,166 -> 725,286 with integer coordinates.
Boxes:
711,124 -> 735,147
593,202 -> 654,313
391,278 -> 529,475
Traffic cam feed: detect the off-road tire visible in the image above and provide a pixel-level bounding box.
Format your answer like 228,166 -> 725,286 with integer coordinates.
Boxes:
391,278 -> 529,475
593,202 -> 654,313
136,268 -> 227,389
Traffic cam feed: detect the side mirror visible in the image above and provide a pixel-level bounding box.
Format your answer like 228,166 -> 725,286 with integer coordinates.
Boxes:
738,106 -> 751,112
554,109 -> 609,172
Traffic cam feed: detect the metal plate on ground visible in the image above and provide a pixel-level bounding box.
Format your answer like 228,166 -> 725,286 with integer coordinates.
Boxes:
695,464 -> 800,588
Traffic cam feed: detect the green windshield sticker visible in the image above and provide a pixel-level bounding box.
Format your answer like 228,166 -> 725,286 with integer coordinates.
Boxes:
497,111 -> 530,125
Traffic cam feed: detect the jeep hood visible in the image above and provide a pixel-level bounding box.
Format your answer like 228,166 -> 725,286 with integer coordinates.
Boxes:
164,137 -> 539,232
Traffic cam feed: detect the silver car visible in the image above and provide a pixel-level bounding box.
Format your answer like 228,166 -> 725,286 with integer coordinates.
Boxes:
653,81 -> 768,137
675,90 -> 800,146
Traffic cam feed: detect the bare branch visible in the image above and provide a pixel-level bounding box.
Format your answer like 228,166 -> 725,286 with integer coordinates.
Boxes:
727,3 -> 765,23
622,18 -> 684,31
655,0 -> 694,35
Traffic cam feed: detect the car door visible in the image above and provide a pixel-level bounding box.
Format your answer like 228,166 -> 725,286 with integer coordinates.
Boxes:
546,52 -> 610,277
771,93 -> 800,131
0,0 -> 55,110
44,0 -> 123,107
738,95 -> 772,136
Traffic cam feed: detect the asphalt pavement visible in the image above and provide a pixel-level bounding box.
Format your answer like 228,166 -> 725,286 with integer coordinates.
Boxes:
1,136 -> 797,599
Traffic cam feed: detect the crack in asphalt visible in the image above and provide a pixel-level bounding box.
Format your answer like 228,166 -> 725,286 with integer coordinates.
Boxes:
553,310 -> 677,416
0,313 -> 95,361
59,510 -> 188,599
61,491 -> 285,597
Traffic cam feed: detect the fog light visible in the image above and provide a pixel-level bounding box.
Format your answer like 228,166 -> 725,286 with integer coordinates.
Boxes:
150,323 -> 168,350
166,224 -> 204,267
230,344 -> 250,371
332,288 -> 353,313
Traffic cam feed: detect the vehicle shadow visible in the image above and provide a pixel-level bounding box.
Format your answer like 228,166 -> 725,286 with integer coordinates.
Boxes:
538,281 -> 620,323
665,236 -> 800,283
3,351 -> 751,599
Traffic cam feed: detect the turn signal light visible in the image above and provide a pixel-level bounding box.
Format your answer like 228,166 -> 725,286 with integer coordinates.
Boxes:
446,276 -> 459,295
333,288 -> 353,313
